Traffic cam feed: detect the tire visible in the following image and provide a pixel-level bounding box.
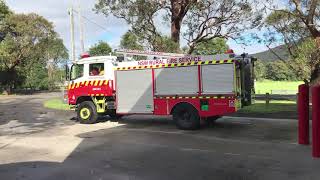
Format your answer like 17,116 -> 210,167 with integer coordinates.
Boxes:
172,103 -> 200,130
77,101 -> 98,124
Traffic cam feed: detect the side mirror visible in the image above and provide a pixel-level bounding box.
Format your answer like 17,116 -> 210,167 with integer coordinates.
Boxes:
65,64 -> 69,80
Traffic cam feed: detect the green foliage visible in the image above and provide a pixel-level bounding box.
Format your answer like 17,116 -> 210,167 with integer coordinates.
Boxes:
153,36 -> 180,53
290,38 -> 318,81
120,31 -> 143,50
262,1 -> 320,82
265,60 -> 298,81
0,0 -> 10,21
192,38 -> 228,55
254,60 -> 266,81
95,0 -> 258,54
23,61 -> 49,90
254,58 -> 304,82
0,2 -> 68,93
89,41 -> 112,56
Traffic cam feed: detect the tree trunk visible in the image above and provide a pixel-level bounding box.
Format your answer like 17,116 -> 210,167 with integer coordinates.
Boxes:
170,0 -> 188,46
310,68 -> 320,84
310,36 -> 320,84
187,44 -> 195,54
171,19 -> 181,44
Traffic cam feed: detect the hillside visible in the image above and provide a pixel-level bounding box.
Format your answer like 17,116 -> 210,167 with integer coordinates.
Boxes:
251,45 -> 289,62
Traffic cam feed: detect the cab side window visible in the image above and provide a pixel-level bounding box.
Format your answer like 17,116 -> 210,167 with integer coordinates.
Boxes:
89,63 -> 104,76
71,64 -> 84,80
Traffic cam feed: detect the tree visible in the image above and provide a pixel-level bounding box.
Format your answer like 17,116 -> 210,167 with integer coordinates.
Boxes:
191,38 -> 228,55
262,0 -> 320,83
89,41 -> 112,56
23,61 -> 49,90
289,38 -> 317,81
153,36 -> 180,53
0,0 -> 11,42
120,31 -> 143,50
95,0 -> 261,53
254,60 -> 266,81
0,9 -> 67,92
0,0 -> 10,21
265,60 -> 298,81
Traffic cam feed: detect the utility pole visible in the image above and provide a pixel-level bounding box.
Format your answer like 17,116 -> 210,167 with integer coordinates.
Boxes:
69,7 -> 76,62
78,0 -> 85,53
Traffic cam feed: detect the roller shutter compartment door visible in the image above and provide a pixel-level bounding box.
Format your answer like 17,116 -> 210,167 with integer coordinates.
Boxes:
116,69 -> 153,113
155,66 -> 198,96
201,64 -> 234,94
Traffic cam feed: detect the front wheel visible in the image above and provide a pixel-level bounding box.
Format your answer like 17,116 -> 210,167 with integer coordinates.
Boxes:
172,103 -> 200,130
77,101 -> 98,124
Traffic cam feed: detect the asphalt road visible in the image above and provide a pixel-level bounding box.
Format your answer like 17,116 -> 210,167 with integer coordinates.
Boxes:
0,93 -> 319,180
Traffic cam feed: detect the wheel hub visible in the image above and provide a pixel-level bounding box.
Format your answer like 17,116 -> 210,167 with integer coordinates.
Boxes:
80,107 -> 90,120
181,111 -> 191,121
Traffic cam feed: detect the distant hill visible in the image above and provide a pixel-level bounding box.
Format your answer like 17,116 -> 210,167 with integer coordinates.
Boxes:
251,45 -> 290,62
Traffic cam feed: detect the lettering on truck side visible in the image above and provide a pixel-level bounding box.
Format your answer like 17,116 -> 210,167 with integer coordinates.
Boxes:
136,56 -> 202,66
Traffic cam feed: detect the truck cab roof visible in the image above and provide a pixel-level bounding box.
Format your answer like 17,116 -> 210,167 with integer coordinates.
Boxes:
73,56 -> 117,64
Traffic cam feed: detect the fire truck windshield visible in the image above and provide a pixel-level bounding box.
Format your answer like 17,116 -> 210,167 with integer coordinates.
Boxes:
70,64 -> 83,80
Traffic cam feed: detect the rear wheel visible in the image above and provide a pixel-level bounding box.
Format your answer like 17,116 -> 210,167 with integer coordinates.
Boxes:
172,103 -> 200,130
77,101 -> 98,124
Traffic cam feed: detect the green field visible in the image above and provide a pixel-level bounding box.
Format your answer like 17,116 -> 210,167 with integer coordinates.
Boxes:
255,80 -> 302,94
43,98 -> 71,110
239,100 -> 296,113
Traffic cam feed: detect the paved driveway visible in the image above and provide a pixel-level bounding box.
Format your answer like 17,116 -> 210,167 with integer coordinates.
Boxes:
0,93 -> 319,180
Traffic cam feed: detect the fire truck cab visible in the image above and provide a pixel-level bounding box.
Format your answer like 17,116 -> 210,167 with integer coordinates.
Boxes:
67,50 -> 255,130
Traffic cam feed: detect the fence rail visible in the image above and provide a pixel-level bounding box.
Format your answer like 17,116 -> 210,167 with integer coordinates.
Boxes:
256,90 -> 298,95
255,94 -> 297,101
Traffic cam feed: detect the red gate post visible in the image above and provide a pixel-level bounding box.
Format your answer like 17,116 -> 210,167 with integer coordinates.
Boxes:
312,85 -> 320,158
298,84 -> 310,145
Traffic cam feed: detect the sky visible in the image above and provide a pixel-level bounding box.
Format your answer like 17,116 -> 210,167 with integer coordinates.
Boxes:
6,0 -> 273,59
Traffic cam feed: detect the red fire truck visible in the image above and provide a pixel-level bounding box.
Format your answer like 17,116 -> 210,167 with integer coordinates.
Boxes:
67,49 -> 255,130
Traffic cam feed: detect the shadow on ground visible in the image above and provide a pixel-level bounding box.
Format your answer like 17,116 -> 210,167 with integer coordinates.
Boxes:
1,115 -> 319,180
0,95 -> 75,136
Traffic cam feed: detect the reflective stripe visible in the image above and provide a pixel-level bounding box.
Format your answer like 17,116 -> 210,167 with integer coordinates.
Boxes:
114,59 -> 237,71
71,83 -> 76,89
154,96 -> 234,99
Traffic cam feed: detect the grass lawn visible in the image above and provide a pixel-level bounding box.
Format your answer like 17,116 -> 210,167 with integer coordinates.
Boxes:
255,80 -> 302,94
43,98 -> 71,110
239,100 -> 296,114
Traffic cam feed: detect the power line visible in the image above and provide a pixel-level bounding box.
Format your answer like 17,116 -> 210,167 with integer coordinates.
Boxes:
72,9 -> 110,32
